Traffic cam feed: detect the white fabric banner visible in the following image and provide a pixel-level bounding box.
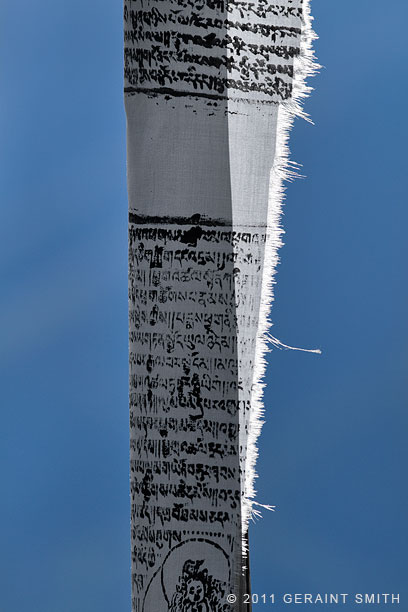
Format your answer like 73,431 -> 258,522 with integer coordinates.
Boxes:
125,2 -> 317,609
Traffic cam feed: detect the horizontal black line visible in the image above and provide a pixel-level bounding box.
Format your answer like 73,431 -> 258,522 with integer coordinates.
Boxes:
124,86 -> 228,101
128,212 -> 269,228
129,212 -> 231,226
124,86 -> 280,104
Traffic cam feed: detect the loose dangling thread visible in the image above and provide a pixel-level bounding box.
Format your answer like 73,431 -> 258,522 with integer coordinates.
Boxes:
268,333 -> 321,354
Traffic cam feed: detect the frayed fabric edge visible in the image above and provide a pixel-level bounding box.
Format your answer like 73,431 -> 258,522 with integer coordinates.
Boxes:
241,0 -> 321,557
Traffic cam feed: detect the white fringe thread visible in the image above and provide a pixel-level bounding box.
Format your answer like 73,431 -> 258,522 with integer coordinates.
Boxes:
241,0 -> 321,557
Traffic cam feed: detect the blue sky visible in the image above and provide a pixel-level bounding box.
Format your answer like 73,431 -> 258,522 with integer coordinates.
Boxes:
1,1 -> 407,610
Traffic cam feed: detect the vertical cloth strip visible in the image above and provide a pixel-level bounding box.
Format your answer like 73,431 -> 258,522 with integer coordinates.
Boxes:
125,1 -> 318,610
